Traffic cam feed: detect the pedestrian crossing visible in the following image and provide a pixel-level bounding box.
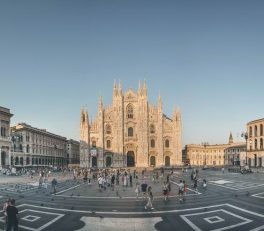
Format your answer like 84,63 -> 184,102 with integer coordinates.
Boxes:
207,178 -> 264,190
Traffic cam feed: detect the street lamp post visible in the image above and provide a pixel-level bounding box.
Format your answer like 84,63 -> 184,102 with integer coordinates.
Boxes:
241,132 -> 248,166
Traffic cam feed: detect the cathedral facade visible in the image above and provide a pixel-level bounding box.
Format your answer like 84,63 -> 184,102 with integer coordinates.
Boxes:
80,81 -> 182,168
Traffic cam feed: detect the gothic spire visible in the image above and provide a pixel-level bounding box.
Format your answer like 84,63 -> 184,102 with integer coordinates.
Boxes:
138,80 -> 142,96
113,79 -> 117,96
158,91 -> 162,110
98,95 -> 103,111
118,80 -> 122,96
229,132 -> 234,144
143,79 -> 147,96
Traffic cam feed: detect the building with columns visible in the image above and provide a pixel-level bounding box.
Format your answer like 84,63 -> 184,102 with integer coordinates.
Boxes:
11,123 -> 68,168
247,118 -> 264,167
80,80 -> 182,168
184,133 -> 245,167
0,106 -> 13,169
67,139 -> 80,166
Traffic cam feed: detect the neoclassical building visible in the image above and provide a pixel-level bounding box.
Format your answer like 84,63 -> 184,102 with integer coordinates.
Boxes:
0,106 -> 13,168
184,133 -> 246,167
247,118 -> 264,167
80,81 -> 182,168
11,123 -> 68,168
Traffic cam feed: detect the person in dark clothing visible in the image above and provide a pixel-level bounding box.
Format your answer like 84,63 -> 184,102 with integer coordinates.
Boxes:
141,182 -> 148,200
51,178 -> 58,194
111,175 -> 115,187
129,174 -> 133,187
6,199 -> 18,231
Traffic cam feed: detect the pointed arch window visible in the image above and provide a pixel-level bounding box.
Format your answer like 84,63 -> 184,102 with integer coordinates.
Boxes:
151,139 -> 155,148
106,140 -> 111,149
128,127 -> 133,137
127,104 -> 134,119
106,124 -> 112,134
165,139 -> 170,148
150,124 -> 155,134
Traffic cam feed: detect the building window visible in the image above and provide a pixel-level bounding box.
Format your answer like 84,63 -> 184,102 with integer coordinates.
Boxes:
165,139 -> 170,148
150,124 -> 155,134
255,125 -> 258,137
127,104 -> 134,119
128,127 -> 133,137
260,124 -> 263,136
1,127 -> 6,137
106,124 -> 112,134
255,139 -> 258,150
151,139 -> 155,148
249,126 -> 252,137
92,141 -> 96,148
107,140 -> 111,149
26,145 -> 30,153
260,138 -> 263,150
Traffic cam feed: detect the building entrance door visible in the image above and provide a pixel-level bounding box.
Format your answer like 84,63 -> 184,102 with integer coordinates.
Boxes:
106,156 -> 112,167
92,157 -> 97,167
1,151 -> 6,166
127,151 -> 135,167
165,156 -> 170,167
150,156 -> 156,167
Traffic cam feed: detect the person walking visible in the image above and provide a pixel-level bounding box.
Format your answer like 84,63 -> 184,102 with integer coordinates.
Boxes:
145,186 -> 154,210
6,199 -> 18,231
141,181 -> 148,201
129,174 -> 133,187
178,180 -> 184,202
135,182 -> 140,200
98,175 -> 103,192
51,178 -> 58,194
163,182 -> 169,201
2,199 -> 10,230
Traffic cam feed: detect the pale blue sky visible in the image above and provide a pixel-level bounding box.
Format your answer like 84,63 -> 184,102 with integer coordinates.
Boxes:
0,1 -> 264,145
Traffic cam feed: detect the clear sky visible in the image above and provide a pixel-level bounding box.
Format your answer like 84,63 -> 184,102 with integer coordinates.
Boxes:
1,0 -> 264,146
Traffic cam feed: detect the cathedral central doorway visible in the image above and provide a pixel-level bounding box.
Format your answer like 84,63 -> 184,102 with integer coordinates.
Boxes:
92,157 -> 97,167
127,151 -> 135,167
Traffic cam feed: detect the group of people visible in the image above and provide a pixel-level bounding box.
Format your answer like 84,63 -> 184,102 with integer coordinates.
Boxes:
2,199 -> 19,231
